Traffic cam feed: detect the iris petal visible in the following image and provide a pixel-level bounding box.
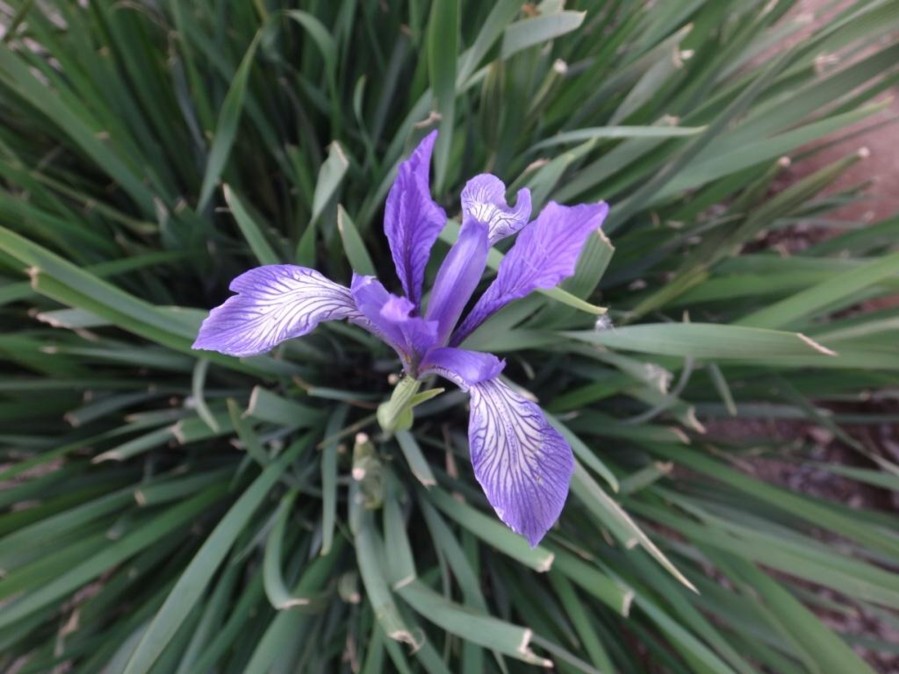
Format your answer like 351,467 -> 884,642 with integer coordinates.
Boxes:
351,274 -> 438,371
425,220 -> 489,344
419,346 -> 504,390
453,201 -> 609,345
468,378 -> 574,546
193,265 -> 359,357
384,131 -> 447,308
461,174 -> 532,245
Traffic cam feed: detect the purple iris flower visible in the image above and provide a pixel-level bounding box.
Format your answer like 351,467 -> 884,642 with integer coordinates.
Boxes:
193,132 -> 608,546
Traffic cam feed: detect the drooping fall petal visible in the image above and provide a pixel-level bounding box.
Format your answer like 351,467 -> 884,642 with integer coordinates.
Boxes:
467,378 -> 574,546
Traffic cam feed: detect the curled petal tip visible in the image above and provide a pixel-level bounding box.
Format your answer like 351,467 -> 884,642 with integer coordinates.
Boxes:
461,174 -> 533,245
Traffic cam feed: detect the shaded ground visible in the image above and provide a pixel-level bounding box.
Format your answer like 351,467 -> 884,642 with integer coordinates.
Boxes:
786,91 -> 899,225
764,0 -> 899,223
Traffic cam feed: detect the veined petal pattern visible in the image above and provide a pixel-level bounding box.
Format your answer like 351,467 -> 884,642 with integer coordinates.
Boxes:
468,378 -> 574,546
193,265 -> 359,357
461,174 -> 532,245
383,131 -> 447,307
454,200 -> 608,344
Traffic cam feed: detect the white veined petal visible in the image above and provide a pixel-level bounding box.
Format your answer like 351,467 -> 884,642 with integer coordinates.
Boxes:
193,265 -> 360,357
460,174 -> 532,245
468,378 -> 574,546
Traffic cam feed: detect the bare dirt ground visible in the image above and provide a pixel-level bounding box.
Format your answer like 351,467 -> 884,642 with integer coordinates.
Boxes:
786,84 -> 899,226
776,0 -> 898,223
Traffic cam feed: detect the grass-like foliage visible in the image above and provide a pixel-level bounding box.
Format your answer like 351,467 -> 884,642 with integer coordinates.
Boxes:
1,1 -> 898,672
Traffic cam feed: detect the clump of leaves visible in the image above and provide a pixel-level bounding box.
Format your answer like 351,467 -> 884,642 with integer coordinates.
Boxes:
1,1 -> 898,673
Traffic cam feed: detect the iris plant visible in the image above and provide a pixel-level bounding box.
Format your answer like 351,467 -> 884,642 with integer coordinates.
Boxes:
194,132 -> 608,545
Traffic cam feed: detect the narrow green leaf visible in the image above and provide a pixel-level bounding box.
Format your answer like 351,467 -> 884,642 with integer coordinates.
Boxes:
223,185 -> 281,265
245,542 -> 344,673
337,205 -> 376,275
311,141 -> 349,227
191,358 -> 220,433
397,579 -> 551,667
0,486 -> 225,631
123,440 -> 308,674
548,417 -> 619,492
634,592 -> 740,674
501,11 -> 586,59
547,572 -> 615,672
394,430 -> 437,487
263,491 -> 307,609
723,557 -> 878,674
565,323 -> 836,360
383,480 -> 417,587
245,386 -> 321,427
427,0 -> 458,192
197,33 -> 262,210
427,488 -> 554,572
571,463 -> 696,592
618,462 -> 673,496
458,0 -> 527,83
297,141 -> 350,265
0,48 -> 155,214
530,125 -> 706,151
91,426 -> 175,463
321,404 -> 349,555
737,251 -> 899,330
283,10 -> 337,75
135,469 -> 232,508
707,363 -> 738,416
650,446 -> 899,559
0,488 -> 131,567
351,499 -> 419,648
227,399 -> 269,467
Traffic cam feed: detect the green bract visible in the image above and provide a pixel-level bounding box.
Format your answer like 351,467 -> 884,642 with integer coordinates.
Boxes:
0,1 -> 897,672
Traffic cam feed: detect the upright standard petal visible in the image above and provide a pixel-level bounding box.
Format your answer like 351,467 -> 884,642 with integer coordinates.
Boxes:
467,378 -> 574,546
425,220 -> 489,344
384,131 -> 447,307
193,265 -> 359,357
351,274 -> 438,372
453,201 -> 609,345
420,346 -> 504,390
461,174 -> 532,245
